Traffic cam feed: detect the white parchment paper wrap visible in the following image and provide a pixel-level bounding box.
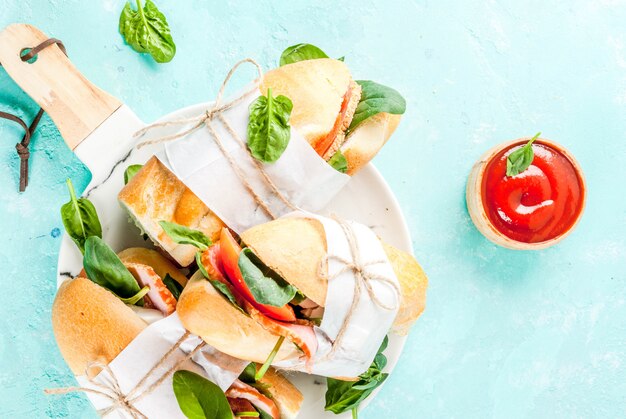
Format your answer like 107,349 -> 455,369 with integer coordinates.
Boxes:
155,86 -> 350,234
275,213 -> 400,378
77,313 -> 248,419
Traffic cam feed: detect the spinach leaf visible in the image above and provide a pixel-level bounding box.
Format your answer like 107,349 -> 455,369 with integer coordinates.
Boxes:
119,286 -> 150,305
172,370 -> 232,419
60,178 -> 102,254
163,273 -> 183,300
328,150 -> 348,173
83,236 -> 141,299
247,88 -> 293,163
239,362 -> 257,383
325,336 -> 390,416
279,43 -> 329,66
255,336 -> 284,381
506,132 -> 541,177
119,0 -> 176,63
238,248 -> 297,307
258,410 -> 273,419
238,413 -> 260,418
210,280 -> 246,314
124,164 -> 143,184
348,80 -> 406,133
160,221 -> 212,251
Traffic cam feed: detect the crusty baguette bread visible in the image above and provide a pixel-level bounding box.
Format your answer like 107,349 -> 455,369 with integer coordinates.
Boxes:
118,247 -> 188,286
261,58 -> 353,154
240,217 -> 427,333
118,156 -> 224,267
258,369 -> 303,419
341,112 -> 402,175
52,276 -> 303,418
51,277 -> 147,376
178,271 -> 303,364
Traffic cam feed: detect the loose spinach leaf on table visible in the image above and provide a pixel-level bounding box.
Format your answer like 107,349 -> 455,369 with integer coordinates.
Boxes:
247,88 -> 293,163
172,370 -> 232,419
162,273 -> 183,300
506,132 -> 541,177
238,248 -> 297,307
124,164 -> 143,184
160,221 -> 212,251
328,150 -> 348,174
83,236 -> 141,300
119,0 -> 176,63
60,179 -> 102,254
348,81 -> 406,133
325,336 -> 390,417
279,43 -> 329,66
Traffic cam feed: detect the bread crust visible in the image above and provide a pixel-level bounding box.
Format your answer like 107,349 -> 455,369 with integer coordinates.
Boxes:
51,277 -> 147,375
177,272 -> 303,363
118,157 -> 224,267
259,369 -> 304,419
261,58 -> 352,152
342,112 -> 402,175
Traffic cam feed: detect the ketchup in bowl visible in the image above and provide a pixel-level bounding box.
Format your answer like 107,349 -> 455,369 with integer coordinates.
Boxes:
467,136 -> 585,249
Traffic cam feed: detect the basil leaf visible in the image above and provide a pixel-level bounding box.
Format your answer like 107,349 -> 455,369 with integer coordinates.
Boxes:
124,164 -> 143,184
160,221 -> 212,251
238,248 -> 297,307
324,335 -> 390,414
83,236 -> 141,299
163,273 -> 183,300
119,285 -> 150,305
172,370 -> 232,419
60,179 -> 102,254
279,43 -> 329,66
328,150 -> 348,173
348,80 -> 406,133
209,280 -> 246,314
247,88 -> 293,163
119,0 -> 176,63
506,132 -> 541,177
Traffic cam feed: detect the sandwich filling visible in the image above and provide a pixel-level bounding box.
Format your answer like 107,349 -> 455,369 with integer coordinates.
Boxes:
315,80 -> 362,160
200,228 -> 322,361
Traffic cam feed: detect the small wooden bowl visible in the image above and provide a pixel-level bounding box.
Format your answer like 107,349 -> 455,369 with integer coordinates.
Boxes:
466,137 -> 586,250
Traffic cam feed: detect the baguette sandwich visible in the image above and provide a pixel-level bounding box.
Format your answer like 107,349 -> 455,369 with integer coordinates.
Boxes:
52,245 -> 303,419
176,217 -> 428,376
118,57 -> 404,267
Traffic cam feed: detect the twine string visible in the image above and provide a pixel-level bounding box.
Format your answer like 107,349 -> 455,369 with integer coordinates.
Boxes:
44,331 -> 206,418
324,217 -> 401,357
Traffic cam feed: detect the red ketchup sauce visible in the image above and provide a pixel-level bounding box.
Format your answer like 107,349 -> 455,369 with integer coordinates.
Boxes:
481,141 -> 584,243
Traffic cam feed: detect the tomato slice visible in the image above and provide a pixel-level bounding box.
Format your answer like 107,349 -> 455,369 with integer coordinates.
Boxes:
219,228 -> 296,322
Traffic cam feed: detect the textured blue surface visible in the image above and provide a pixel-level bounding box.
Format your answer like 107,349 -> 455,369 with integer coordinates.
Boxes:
1,1 -> 626,418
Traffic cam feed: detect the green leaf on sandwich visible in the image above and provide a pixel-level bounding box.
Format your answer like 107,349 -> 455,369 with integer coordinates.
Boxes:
195,251 -> 246,314
162,273 -> 183,300
348,80 -> 406,133
279,43 -> 329,66
325,336 -> 390,416
83,236 -> 142,302
159,220 -> 212,251
172,370 -> 232,419
60,178 -> 102,254
238,248 -> 297,307
328,150 -> 348,173
119,285 -> 150,305
124,164 -> 143,184
247,88 -> 293,163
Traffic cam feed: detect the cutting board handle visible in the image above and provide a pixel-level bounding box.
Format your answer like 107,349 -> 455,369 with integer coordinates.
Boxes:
0,23 -> 121,150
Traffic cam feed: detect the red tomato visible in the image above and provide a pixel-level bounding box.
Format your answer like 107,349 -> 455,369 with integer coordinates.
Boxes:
219,228 -> 296,322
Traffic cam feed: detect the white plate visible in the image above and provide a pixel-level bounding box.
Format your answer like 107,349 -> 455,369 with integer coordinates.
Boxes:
56,102 -> 412,418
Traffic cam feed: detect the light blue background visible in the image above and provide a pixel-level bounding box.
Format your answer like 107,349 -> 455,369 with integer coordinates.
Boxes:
1,0 -> 625,417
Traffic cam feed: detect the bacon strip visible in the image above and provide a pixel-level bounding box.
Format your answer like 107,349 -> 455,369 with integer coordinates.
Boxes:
124,262 -> 177,316
226,380 -> 279,419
